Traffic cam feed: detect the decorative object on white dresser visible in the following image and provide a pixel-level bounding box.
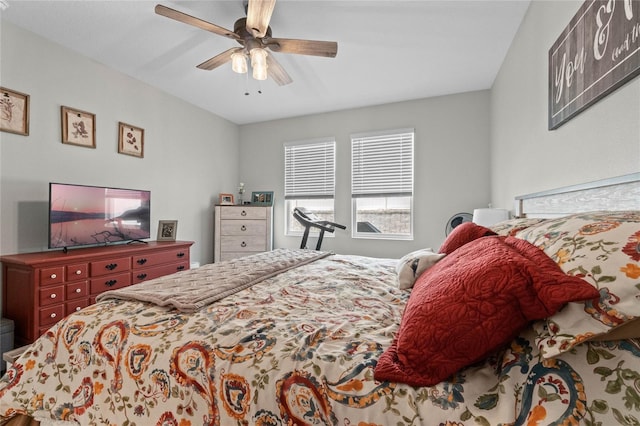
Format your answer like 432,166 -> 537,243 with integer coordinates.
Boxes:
214,205 -> 273,262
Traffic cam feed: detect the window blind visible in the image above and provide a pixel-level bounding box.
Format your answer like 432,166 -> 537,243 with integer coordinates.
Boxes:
284,139 -> 335,200
351,129 -> 414,198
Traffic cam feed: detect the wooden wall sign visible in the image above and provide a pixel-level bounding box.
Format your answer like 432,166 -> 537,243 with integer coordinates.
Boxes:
549,0 -> 640,130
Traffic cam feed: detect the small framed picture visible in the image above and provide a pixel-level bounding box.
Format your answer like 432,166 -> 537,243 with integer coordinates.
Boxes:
0,87 -> 30,136
157,220 -> 178,241
118,122 -> 144,158
219,193 -> 234,205
251,191 -> 274,206
61,106 -> 95,148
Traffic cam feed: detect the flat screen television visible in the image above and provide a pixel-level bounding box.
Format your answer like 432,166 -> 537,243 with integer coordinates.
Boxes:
49,182 -> 151,250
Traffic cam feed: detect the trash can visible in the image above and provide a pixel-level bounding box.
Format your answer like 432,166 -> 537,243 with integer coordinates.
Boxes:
1,318 -> 14,373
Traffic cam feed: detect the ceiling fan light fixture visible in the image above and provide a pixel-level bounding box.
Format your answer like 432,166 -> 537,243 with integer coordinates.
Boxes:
250,48 -> 268,81
155,2 -> 338,87
231,51 -> 248,74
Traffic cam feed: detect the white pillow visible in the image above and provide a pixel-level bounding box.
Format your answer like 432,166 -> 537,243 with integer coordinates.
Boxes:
396,249 -> 446,290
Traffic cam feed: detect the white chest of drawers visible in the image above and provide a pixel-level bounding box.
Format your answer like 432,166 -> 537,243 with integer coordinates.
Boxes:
214,205 -> 273,262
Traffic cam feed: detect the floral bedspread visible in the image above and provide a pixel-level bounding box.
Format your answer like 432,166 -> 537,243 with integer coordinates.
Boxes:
1,252 -> 639,425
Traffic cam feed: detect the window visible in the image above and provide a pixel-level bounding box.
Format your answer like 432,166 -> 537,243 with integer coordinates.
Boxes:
284,138 -> 336,235
351,128 -> 414,240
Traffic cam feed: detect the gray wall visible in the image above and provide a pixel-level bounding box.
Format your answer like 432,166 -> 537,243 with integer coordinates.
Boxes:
491,1 -> 640,209
0,22 -> 240,265
239,91 -> 492,258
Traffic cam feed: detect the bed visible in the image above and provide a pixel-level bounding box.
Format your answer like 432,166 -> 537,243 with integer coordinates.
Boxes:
1,173 -> 639,426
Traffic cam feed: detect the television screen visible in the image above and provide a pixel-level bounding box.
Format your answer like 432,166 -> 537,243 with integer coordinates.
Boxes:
49,183 -> 151,249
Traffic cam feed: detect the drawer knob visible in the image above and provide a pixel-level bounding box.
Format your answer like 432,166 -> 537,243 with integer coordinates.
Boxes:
241,241 -> 247,247
241,225 -> 247,231
50,313 -> 57,319
105,279 -> 117,287
177,252 -> 185,258
105,263 -> 118,271
75,288 -> 82,293
50,293 -> 57,299
50,273 -> 57,279
137,258 -> 147,265
75,307 -> 81,312
137,273 -> 147,280
241,210 -> 247,216
75,270 -> 82,275
177,265 -> 185,271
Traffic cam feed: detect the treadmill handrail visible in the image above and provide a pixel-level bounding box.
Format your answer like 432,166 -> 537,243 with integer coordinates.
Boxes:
293,207 -> 346,250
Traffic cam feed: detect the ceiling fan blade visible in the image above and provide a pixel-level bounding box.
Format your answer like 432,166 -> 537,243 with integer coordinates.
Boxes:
197,48 -> 242,71
266,38 -> 337,58
246,0 -> 276,38
266,54 -> 293,86
155,4 -> 239,40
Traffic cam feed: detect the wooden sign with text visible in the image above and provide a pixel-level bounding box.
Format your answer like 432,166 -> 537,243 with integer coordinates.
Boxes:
549,0 -> 640,129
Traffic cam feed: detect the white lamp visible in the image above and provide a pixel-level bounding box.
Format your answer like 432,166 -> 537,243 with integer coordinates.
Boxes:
231,51 -> 248,74
472,208 -> 509,227
250,48 -> 268,81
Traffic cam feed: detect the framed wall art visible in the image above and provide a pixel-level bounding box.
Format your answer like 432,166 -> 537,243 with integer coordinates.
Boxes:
157,220 -> 178,241
0,87 -> 30,136
548,0 -> 640,129
118,122 -> 144,158
251,191 -> 273,206
61,106 -> 96,148
219,193 -> 234,205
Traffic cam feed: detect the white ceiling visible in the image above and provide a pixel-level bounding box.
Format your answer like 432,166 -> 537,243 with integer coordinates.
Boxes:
1,0 -> 530,125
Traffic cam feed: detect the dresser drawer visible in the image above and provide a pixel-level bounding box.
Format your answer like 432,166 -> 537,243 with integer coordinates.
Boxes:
66,281 -> 89,300
66,298 -> 90,315
40,305 -> 65,327
132,248 -> 189,269
220,252 -> 261,261
40,285 -> 65,306
219,206 -> 266,220
66,263 -> 88,280
40,267 -> 64,286
132,261 -> 189,284
220,236 -> 266,252
220,220 -> 266,236
91,257 -> 131,277
90,272 -> 131,293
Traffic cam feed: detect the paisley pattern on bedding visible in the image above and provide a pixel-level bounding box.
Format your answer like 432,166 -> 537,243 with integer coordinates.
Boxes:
1,253 -> 640,425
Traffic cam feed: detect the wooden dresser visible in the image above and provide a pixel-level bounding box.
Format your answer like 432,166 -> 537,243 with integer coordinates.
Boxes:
1,240 -> 193,346
214,205 -> 273,262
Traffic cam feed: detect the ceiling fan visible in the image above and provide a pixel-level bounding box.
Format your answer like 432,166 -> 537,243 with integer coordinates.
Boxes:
155,0 -> 338,86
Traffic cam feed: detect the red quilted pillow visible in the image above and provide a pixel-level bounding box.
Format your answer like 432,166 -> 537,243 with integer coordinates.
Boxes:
374,236 -> 600,387
439,221 -> 496,254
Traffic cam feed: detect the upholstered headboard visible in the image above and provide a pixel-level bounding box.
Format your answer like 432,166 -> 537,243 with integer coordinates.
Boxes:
515,172 -> 640,218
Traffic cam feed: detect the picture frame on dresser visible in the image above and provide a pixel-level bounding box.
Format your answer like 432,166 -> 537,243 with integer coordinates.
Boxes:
251,191 -> 274,206
61,106 -> 96,148
157,220 -> 178,241
219,193 -> 234,205
0,87 -> 30,136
